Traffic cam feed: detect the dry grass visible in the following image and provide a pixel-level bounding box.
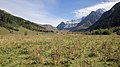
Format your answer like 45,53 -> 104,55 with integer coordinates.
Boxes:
0,34 -> 120,67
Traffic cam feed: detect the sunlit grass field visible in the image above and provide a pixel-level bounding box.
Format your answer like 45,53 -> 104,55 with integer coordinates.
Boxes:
0,33 -> 120,67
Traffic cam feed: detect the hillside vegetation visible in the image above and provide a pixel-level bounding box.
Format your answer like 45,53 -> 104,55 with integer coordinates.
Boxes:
0,9 -> 47,32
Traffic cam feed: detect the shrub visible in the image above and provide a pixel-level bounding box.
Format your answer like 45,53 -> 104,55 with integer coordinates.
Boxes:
6,26 -> 19,31
92,30 -> 101,35
116,30 -> 120,35
91,29 -> 111,35
113,27 -> 120,32
102,29 -> 111,35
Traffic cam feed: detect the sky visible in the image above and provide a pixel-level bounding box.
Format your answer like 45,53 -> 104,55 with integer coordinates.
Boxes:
0,0 -> 120,26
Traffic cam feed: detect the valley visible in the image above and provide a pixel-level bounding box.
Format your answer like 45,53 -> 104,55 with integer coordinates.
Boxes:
0,1 -> 120,67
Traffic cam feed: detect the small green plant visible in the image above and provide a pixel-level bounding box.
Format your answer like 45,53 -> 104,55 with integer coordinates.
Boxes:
88,52 -> 97,57
19,48 -> 29,54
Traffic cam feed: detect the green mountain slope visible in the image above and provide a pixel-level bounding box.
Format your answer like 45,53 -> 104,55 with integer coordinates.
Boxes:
42,24 -> 58,32
0,9 -> 46,33
0,27 -> 38,35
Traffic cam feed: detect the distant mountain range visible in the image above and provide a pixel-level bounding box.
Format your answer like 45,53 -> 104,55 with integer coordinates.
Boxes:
57,17 -> 85,31
57,1 -> 120,32
87,2 -> 120,31
0,9 -> 57,33
56,22 -> 78,31
57,8 -> 106,32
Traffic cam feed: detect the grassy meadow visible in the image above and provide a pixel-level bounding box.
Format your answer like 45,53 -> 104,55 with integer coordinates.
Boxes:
0,33 -> 120,67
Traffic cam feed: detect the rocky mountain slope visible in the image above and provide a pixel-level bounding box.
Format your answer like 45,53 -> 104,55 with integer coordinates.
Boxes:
57,17 -> 85,31
87,2 -> 120,31
71,9 -> 106,32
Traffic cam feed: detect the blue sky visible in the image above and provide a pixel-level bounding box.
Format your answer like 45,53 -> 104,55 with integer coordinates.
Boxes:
0,0 -> 119,26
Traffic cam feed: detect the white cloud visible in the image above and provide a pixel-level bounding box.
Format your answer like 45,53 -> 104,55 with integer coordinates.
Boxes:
0,0 -> 65,26
74,0 -> 120,18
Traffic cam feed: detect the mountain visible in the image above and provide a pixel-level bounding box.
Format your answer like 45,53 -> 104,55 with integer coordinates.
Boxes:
0,9 -> 49,33
87,2 -> 120,31
57,17 -> 85,31
56,22 -> 66,30
71,8 -> 106,32
42,24 -> 58,32
57,22 -> 78,31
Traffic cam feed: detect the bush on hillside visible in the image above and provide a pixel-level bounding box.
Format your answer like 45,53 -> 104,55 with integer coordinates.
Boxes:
92,30 -> 101,35
116,30 -> 120,35
91,29 -> 111,35
113,27 -> 120,32
102,29 -> 111,35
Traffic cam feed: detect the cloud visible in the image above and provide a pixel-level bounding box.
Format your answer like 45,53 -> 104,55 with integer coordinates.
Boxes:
0,0 -> 65,26
74,0 -> 120,18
